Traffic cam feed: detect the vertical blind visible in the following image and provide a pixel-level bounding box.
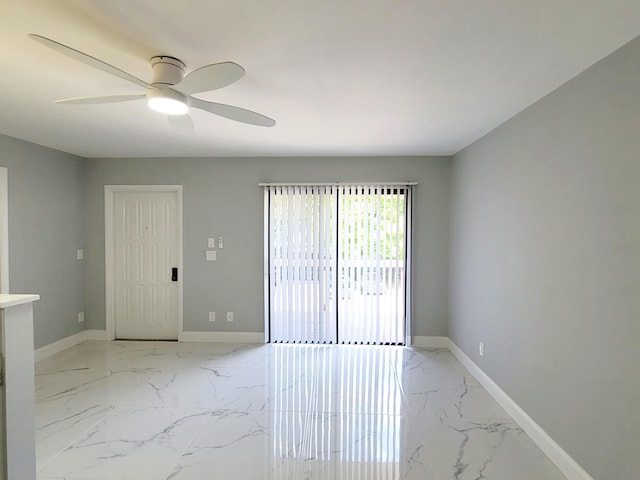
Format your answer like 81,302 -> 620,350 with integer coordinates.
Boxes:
266,183 -> 411,345
337,185 -> 407,345
268,185 -> 338,343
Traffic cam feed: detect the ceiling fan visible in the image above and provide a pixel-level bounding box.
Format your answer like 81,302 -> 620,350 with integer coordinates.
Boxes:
28,34 -> 276,128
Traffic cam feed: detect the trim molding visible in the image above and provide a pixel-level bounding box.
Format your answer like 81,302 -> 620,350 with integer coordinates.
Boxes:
87,329 -> 108,341
412,335 -> 449,348
0,167 -> 8,293
35,330 -> 109,361
34,329 -> 263,361
179,331 -> 264,343
35,331 -> 87,361
447,339 -> 594,480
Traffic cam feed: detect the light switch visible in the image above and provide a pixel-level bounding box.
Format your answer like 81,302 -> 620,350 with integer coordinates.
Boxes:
207,237 -> 216,248
218,236 -> 224,249
206,250 -> 217,261
77,249 -> 84,260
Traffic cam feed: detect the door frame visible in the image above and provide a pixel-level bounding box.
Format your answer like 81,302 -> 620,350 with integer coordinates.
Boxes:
104,185 -> 183,341
0,167 -> 9,293
262,183 -> 414,345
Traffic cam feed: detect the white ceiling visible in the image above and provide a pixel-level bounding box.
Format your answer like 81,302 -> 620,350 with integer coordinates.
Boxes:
1,0 -> 640,158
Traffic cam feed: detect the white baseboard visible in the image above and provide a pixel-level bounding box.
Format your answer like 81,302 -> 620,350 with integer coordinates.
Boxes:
35,331 -> 88,362
179,331 -> 264,343
411,335 -> 450,348
35,330 -> 262,358
86,329 -> 108,340
447,339 -> 593,480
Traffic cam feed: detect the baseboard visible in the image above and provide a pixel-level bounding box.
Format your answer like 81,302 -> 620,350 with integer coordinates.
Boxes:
35,331 -> 88,362
447,339 -> 593,480
179,331 -> 265,343
411,335 -> 449,348
87,329 -> 108,340
36,330 -> 263,353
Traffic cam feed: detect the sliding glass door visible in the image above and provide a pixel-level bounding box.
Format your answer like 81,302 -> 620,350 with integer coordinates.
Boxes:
268,185 -> 338,344
266,184 -> 410,345
337,186 -> 406,344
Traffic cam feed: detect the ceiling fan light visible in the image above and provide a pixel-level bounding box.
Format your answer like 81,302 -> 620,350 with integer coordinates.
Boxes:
146,87 -> 189,115
148,97 -> 189,115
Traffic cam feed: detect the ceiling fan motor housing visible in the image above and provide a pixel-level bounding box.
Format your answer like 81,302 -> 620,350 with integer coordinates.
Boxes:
150,56 -> 185,86
147,56 -> 189,114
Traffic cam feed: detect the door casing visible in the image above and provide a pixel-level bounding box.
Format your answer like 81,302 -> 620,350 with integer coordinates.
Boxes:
0,167 -> 8,293
105,185 -> 183,341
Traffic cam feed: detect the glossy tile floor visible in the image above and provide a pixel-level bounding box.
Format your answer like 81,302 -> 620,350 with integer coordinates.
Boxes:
34,341 -> 567,479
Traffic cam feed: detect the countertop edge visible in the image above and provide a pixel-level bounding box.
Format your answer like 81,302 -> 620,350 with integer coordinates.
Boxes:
0,294 -> 40,309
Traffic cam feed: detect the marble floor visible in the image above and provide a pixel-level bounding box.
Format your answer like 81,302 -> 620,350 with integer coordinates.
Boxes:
34,341 -> 567,479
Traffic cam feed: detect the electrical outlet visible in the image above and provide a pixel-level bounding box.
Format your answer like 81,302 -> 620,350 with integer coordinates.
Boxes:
209,312 -> 216,322
218,236 -> 224,249
77,249 -> 84,260
479,342 -> 485,357
78,312 -> 85,323
226,311 -> 233,322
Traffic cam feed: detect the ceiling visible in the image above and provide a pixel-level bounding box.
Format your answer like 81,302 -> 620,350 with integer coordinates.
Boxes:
1,0 -> 640,158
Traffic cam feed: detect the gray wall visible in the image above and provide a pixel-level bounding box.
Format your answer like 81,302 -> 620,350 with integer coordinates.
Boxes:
0,134 -> 85,349
84,156 -> 450,337
450,36 -> 640,479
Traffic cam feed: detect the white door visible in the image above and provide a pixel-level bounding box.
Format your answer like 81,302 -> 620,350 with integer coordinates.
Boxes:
113,190 -> 180,340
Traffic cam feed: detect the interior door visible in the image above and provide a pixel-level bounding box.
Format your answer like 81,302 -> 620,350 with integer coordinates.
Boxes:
114,191 -> 180,340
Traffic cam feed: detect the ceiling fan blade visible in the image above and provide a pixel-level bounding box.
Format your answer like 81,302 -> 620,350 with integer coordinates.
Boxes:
168,114 -> 194,132
29,34 -> 150,89
56,94 -> 146,105
173,62 -> 245,95
190,97 -> 275,127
